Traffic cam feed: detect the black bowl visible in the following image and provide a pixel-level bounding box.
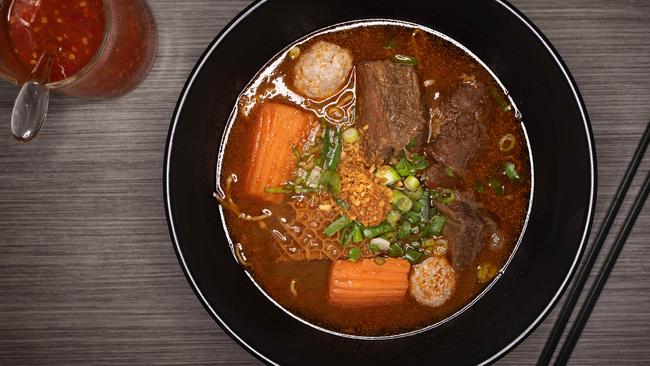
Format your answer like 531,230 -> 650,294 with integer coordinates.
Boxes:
164,0 -> 595,364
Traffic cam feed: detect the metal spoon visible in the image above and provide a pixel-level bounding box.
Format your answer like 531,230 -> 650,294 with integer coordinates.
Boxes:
11,49 -> 54,142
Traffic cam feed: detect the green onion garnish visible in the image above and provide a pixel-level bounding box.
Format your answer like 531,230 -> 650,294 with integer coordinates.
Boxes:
387,243 -> 405,257
348,247 -> 361,262
445,166 -> 454,177
429,215 -> 446,237
437,188 -> 456,204
393,54 -> 418,65
351,222 -> 364,243
405,211 -> 421,224
406,137 -> 418,150
386,210 -> 401,226
324,216 -> 349,236
503,162 -> 521,181
392,190 -> 413,212
336,198 -> 350,211
319,169 -> 341,194
383,39 -> 398,49
410,154 -> 429,170
474,181 -> 485,193
373,257 -> 386,265
395,158 -> 413,177
362,222 -> 393,238
375,165 -> 401,185
404,175 -> 421,191
488,177 -> 505,195
264,185 -> 294,194
404,248 -> 425,264
398,220 -> 412,239
499,134 -> 516,152
322,127 -> 342,170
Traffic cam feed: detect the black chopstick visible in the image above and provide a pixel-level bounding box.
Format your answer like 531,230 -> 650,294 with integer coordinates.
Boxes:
554,169 -> 650,365
537,120 -> 650,366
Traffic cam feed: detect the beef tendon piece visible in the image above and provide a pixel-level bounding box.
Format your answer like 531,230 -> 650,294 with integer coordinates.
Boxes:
434,194 -> 499,272
357,60 -> 427,163
425,79 -> 491,174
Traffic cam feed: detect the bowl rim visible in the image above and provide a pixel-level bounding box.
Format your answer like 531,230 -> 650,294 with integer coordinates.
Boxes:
163,0 -> 596,364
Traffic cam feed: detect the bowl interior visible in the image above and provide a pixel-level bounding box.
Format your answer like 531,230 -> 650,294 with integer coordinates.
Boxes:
165,0 -> 594,364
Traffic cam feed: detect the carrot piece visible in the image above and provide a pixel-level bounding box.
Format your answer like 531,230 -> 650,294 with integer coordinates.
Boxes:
328,258 -> 411,306
244,102 -> 315,203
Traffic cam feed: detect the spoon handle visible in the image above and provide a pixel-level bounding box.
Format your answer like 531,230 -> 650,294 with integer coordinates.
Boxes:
11,81 -> 50,142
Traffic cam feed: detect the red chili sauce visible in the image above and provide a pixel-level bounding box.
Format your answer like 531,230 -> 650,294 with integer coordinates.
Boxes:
7,0 -> 105,82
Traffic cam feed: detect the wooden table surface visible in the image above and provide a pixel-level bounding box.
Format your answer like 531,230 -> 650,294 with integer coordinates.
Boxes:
1,0 -> 649,364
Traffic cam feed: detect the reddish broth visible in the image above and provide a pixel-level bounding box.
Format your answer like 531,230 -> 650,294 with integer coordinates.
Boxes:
219,23 -> 531,336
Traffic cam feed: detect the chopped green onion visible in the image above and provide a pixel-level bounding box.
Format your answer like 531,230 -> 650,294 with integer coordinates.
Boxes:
477,263 -> 498,283
404,175 -> 421,191
376,165 -> 401,185
387,243 -> 405,257
445,166 -> 454,177
369,237 -> 390,252
410,154 -> 429,170
488,177 -> 505,195
395,158 -> 413,177
393,54 -> 417,65
398,220 -> 412,239
373,257 -> 386,265
305,166 -> 322,189
386,210 -> 401,226
404,186 -> 424,200
406,137 -> 418,150
490,88 -> 511,111
503,162 -> 521,181
324,216 -> 349,236
342,127 -> 359,144
429,215 -> 446,237
322,127 -> 342,170
348,247 -> 361,262
292,144 -> 300,162
288,46 -> 301,59
436,188 -> 456,204
419,193 -> 430,221
383,39 -> 398,49
499,134 -> 516,152
351,222 -> 364,243
339,221 -> 359,246
404,248 -> 425,264
405,211 -> 421,224
363,222 -> 393,238
264,185 -> 294,194
392,190 -> 413,212
381,231 -> 397,242
320,169 -> 341,194
336,198 -> 350,211
474,181 -> 485,193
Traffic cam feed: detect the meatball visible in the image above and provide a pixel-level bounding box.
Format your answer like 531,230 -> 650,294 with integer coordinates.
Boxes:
292,41 -> 353,100
409,256 -> 456,307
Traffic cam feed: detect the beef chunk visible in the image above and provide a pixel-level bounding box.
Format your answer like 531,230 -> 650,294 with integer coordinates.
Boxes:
356,60 -> 427,163
425,79 -> 491,174
434,194 -> 498,272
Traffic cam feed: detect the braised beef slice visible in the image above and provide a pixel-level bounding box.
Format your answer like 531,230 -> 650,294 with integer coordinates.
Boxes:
435,195 -> 498,272
356,60 -> 427,163
425,80 -> 491,175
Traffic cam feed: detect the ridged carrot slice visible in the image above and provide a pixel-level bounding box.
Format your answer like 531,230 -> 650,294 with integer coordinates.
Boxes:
244,102 -> 315,203
328,258 -> 411,306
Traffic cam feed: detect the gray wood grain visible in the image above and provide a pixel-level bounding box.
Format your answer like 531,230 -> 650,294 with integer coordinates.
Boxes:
0,0 -> 648,365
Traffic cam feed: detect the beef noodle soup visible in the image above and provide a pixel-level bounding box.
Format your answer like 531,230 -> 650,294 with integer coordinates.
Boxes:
216,20 -> 531,337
